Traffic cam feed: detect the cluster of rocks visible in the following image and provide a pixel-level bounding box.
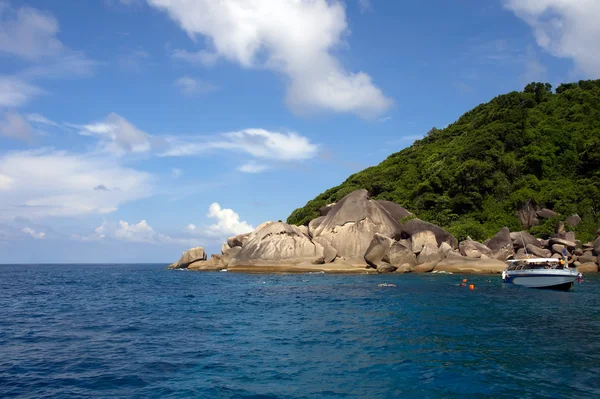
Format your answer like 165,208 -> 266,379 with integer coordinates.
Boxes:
168,189 -> 600,274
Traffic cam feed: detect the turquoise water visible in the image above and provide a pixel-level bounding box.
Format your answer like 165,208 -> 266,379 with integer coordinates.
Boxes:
1,264 -> 599,398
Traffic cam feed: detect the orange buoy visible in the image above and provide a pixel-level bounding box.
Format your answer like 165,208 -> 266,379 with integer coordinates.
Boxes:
462,279 -> 468,283
469,284 -> 475,290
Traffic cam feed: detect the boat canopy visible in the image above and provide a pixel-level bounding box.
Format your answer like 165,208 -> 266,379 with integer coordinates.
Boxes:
507,258 -> 560,264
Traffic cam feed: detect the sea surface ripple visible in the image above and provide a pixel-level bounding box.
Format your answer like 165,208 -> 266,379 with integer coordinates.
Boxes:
1,264 -> 599,398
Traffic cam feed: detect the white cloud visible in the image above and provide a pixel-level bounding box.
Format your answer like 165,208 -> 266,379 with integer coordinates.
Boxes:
186,223 -> 196,232
0,149 -> 152,219
22,227 -> 45,239
238,161 -> 268,173
115,220 -> 154,242
206,202 -> 253,237
114,219 -> 199,245
72,221 -> 108,241
148,0 -> 392,117
175,76 -> 217,96
0,111 -> 34,141
69,113 -> 153,155
26,113 -> 59,127
505,0 -> 600,77
72,219 -> 197,245
163,128 -> 318,161
0,76 -> 43,107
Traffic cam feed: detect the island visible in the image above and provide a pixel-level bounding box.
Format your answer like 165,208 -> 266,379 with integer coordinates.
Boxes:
169,80 -> 600,274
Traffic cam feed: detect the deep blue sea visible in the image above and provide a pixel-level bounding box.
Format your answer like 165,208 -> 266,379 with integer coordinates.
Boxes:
1,264 -> 599,398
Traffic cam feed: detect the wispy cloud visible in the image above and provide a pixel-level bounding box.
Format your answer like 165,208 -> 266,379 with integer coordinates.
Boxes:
26,113 -> 59,127
171,48 -> 219,66
358,0 -> 372,13
238,161 -> 268,174
0,111 -> 34,142
67,113 -> 154,155
175,76 -> 217,96
162,128 -> 319,161
0,3 -> 98,79
0,76 -> 43,107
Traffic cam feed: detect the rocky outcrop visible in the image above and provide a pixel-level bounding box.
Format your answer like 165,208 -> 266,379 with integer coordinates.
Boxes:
319,203 -> 336,216
311,190 -> 402,259
565,214 -> 581,227
549,237 -> 577,250
434,254 -> 506,274
410,230 -> 438,254
537,208 -> 558,219
486,227 -> 511,252
297,225 -> 310,237
364,233 -> 393,268
313,237 -> 338,263
188,255 -> 226,271
388,242 -> 417,270
221,246 -> 242,265
228,222 -> 323,269
485,227 -> 514,260
579,252 -> 597,264
510,231 -> 541,249
525,244 -> 552,258
308,216 -> 326,237
578,262 -> 599,273
459,240 -> 492,258
400,219 -> 457,249
167,247 -> 207,269
227,233 -> 250,248
517,200 -> 539,229
415,243 -> 443,272
168,189 -> 600,275
375,200 -> 413,221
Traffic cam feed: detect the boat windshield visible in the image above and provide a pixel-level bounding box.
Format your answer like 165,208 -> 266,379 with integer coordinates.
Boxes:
506,259 -> 566,271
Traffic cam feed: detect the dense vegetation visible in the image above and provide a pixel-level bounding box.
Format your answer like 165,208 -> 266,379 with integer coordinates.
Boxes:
288,80 -> 600,243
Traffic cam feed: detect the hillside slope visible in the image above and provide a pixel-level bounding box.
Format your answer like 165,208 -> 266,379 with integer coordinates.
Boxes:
288,80 -> 600,242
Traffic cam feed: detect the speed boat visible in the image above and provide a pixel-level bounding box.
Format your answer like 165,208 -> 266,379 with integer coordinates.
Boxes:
502,258 -> 582,291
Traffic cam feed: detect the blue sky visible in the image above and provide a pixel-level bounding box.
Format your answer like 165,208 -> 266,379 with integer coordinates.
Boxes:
1,0 -> 598,263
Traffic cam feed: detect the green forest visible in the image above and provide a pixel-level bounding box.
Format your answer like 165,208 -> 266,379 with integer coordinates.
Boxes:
288,80 -> 600,243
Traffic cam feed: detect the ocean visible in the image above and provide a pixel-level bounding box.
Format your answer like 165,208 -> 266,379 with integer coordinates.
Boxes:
1,263 -> 599,398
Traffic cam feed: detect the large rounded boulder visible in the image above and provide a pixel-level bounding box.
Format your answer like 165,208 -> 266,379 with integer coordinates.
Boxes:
510,231 -> 541,249
311,189 -> 402,258
459,240 -> 492,258
228,222 -> 323,269
400,219 -> 458,249
167,247 -> 207,269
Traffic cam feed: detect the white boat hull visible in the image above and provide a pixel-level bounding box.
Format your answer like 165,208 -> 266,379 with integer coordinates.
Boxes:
502,269 -> 581,290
